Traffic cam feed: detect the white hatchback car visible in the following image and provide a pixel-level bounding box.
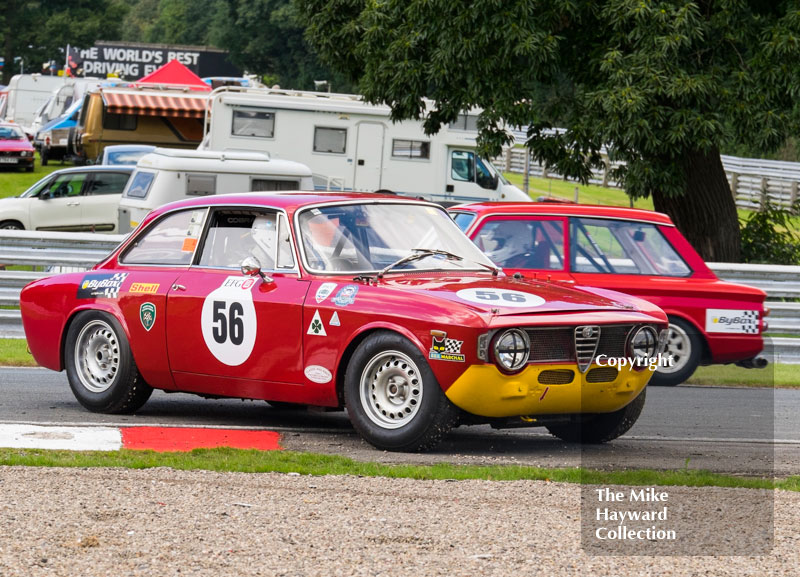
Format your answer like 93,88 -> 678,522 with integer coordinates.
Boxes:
0,166 -> 134,232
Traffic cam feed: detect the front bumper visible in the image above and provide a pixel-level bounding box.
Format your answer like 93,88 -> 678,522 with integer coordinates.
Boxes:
445,363 -> 652,418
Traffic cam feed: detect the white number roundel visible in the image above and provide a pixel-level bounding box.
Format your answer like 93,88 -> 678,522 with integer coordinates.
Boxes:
201,276 -> 257,366
456,288 -> 545,308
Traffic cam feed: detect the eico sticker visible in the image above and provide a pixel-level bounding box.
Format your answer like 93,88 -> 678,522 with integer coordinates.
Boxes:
201,276 -> 257,366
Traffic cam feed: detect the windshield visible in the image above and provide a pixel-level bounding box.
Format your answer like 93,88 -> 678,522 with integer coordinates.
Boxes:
0,125 -> 25,140
297,202 -> 496,274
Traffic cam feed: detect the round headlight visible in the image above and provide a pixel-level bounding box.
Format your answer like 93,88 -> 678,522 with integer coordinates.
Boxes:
629,326 -> 658,362
493,329 -> 530,373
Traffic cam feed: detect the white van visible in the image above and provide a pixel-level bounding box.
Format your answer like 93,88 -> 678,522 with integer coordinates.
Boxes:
117,148 -> 314,233
200,87 -> 530,204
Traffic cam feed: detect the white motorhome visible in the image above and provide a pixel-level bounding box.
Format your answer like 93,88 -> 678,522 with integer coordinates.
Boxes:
117,147 -> 314,233
201,87 -> 529,204
30,77 -> 103,137
2,74 -> 70,131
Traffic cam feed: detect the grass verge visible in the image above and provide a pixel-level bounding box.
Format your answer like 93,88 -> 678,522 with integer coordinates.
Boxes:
0,339 -> 36,367
0,153 -> 63,199
687,363 -> 800,388
0,447 -> 797,491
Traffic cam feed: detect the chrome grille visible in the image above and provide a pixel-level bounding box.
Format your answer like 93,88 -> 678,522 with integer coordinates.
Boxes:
575,325 -> 600,373
522,325 -> 635,369
526,328 -> 573,362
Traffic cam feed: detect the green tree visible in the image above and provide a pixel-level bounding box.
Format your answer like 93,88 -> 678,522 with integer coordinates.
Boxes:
299,0 -> 800,262
1,0 -> 128,84
217,0 -> 355,91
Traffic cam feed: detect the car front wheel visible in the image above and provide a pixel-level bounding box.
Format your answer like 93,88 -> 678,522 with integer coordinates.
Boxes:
545,388 -> 646,444
344,331 -> 460,452
65,311 -> 152,414
649,316 -> 702,386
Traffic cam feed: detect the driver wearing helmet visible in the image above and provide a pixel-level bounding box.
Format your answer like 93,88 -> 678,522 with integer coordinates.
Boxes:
249,214 -> 277,269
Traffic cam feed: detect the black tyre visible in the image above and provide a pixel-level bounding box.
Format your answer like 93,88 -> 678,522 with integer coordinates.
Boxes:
344,331 -> 460,452
546,388 -> 646,444
649,316 -> 702,386
0,221 -> 24,230
25,164 -> 34,172
65,311 -> 152,414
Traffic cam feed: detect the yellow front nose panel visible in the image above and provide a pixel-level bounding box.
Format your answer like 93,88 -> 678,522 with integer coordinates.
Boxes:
444,364 -> 651,418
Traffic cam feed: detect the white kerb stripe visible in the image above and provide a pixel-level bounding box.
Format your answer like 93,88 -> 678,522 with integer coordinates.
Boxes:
0,424 -> 122,451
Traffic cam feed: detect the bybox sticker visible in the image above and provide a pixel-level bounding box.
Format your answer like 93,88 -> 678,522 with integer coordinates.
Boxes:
332,284 -> 359,306
429,330 -> 465,362
456,288 -> 545,308
77,273 -> 128,299
307,310 -> 327,336
140,302 -> 156,332
329,311 -> 341,326
705,309 -> 759,334
304,365 -> 333,384
315,282 -> 337,303
200,276 -> 257,366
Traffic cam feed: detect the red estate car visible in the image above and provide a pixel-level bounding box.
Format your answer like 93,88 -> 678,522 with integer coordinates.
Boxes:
450,203 -> 768,386
21,193 -> 668,451
0,122 -> 35,172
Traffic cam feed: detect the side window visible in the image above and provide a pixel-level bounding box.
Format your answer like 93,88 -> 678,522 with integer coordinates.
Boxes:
277,214 -> 295,269
85,172 -> 131,196
103,113 -> 137,131
451,150 -> 474,182
475,219 -> 564,270
199,210 -> 279,270
232,109 -> 275,138
571,217 -> 691,276
392,139 -> 430,159
123,171 -> 156,199
121,209 -> 206,266
186,173 -> 216,196
42,173 -> 88,199
313,127 -> 347,154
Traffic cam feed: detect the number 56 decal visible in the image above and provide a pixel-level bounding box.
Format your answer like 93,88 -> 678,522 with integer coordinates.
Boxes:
456,288 -> 545,308
201,277 -> 257,366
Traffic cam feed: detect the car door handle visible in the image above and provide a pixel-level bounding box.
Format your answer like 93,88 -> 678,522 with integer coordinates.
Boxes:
66,201 -> 80,206
171,284 -> 186,291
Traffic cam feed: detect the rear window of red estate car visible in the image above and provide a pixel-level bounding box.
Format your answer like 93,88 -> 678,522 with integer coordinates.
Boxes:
570,218 -> 691,276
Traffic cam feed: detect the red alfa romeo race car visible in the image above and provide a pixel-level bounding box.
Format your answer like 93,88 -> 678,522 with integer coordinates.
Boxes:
450,202 -> 768,385
21,193 -> 668,451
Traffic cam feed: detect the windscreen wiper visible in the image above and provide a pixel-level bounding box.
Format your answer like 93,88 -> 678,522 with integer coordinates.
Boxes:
376,248 -> 463,279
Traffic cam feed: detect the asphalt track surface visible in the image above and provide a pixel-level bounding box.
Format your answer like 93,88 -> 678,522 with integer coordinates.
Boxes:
1,367 -> 797,476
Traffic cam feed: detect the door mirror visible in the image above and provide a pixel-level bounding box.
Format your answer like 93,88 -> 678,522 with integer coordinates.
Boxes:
492,173 -> 499,190
240,256 -> 272,283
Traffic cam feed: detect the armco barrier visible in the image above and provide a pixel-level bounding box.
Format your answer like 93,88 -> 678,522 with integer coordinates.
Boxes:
0,230 -> 798,363
497,141 -> 800,211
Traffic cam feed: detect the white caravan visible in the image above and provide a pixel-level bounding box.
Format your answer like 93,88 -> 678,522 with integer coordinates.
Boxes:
201,87 -> 529,204
1,74 -> 71,131
117,147 -> 314,233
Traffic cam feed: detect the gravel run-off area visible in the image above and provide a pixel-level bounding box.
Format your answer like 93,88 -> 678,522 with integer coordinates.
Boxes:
0,466 -> 797,576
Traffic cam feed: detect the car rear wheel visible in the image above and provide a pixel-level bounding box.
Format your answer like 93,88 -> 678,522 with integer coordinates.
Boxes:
649,316 -> 702,386
0,221 -> 23,230
344,331 -> 460,452
545,388 -> 646,443
65,311 -> 152,414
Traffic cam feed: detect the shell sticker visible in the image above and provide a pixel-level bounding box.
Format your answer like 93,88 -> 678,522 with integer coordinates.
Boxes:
201,276 -> 257,366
